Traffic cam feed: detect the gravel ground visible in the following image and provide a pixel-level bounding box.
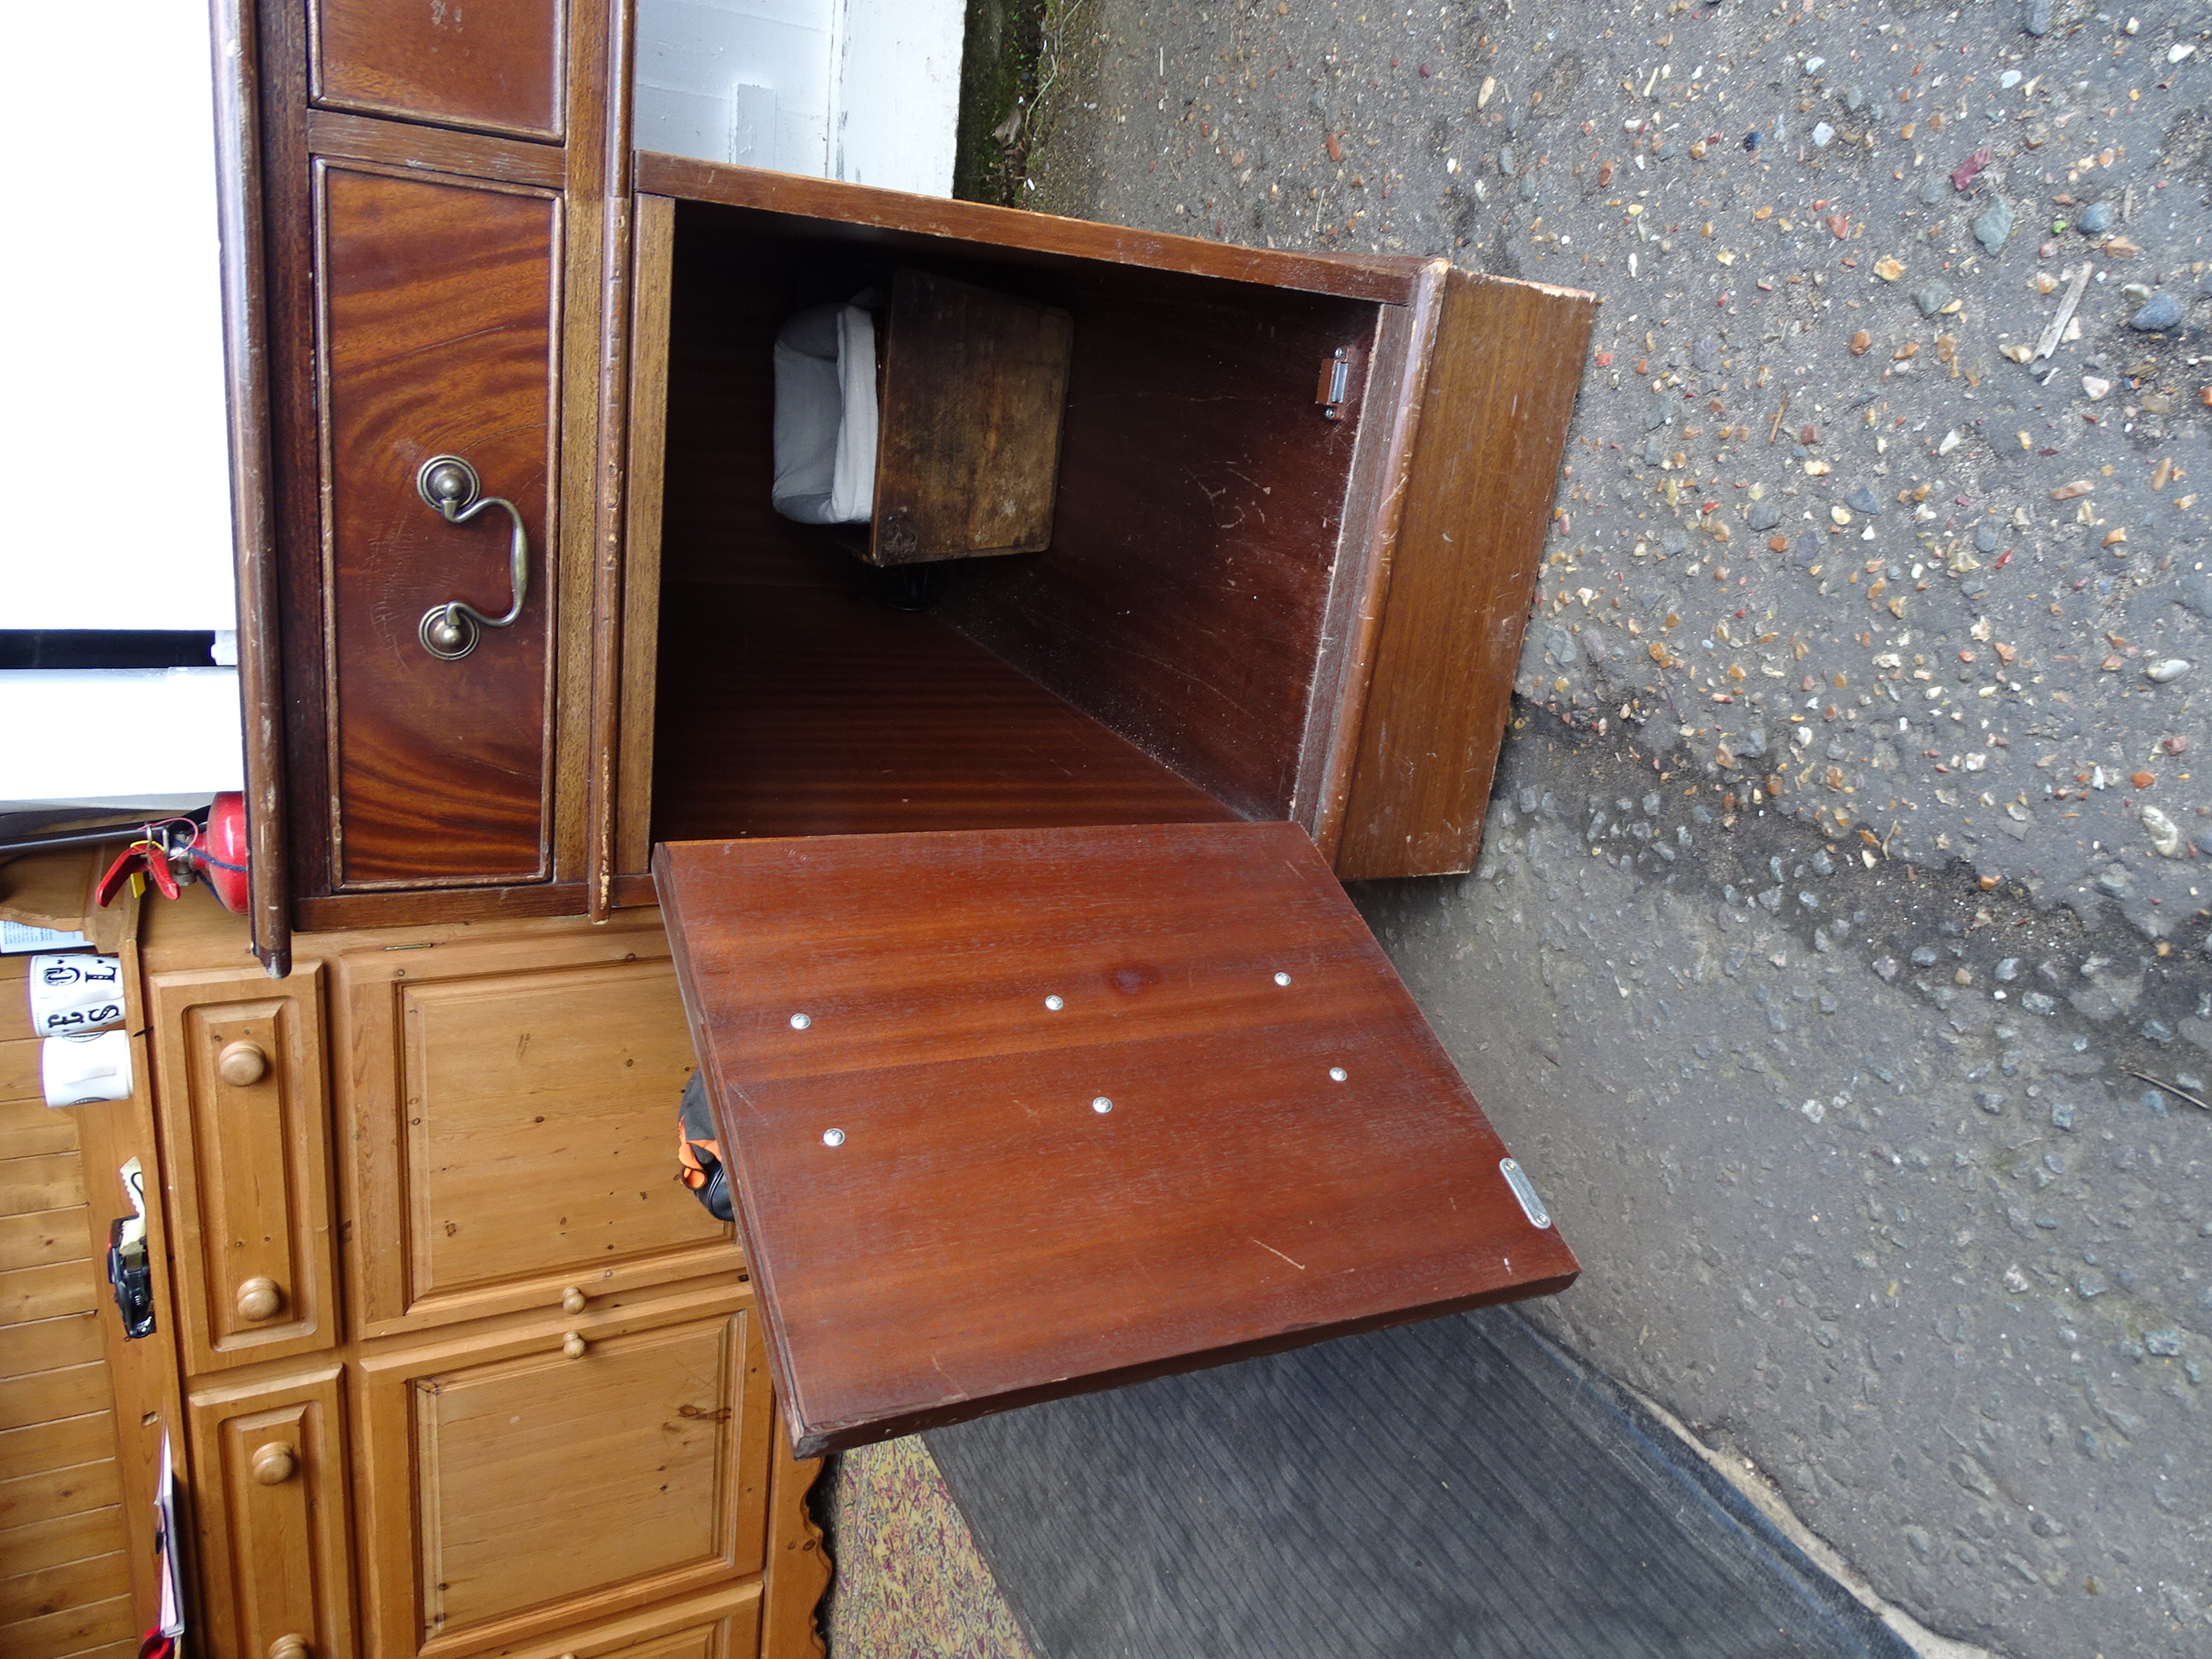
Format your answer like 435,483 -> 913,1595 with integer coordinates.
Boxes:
1017,2 -> 2212,1655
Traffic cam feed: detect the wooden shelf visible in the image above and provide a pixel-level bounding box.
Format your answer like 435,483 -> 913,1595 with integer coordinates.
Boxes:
650,581 -> 1237,844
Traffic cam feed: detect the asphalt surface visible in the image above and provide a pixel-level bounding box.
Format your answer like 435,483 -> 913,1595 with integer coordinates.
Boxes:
1019,2 -> 2212,1655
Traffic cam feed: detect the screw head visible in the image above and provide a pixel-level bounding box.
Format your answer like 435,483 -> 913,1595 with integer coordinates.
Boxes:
1273,971 -> 1292,987
1045,995 -> 1064,1010
1329,1067 -> 1348,1082
822,1128 -> 845,1146
1091,1096 -> 1114,1114
789,1013 -> 812,1030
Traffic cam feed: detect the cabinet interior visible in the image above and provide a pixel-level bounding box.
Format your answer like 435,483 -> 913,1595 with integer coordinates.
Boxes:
624,195 -> 1388,873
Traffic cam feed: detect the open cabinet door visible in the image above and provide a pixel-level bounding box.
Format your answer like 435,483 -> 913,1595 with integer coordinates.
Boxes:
655,822 -> 1575,1457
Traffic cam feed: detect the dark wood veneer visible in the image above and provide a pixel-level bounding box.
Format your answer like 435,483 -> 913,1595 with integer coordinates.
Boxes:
657,822 -> 1578,1455
317,163 -> 560,886
635,154 -> 1428,306
651,585 -> 1236,842
1333,271 -> 1598,879
312,0 -> 567,142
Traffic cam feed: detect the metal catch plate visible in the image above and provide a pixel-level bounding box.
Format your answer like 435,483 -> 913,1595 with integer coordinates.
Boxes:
1499,1157 -> 1552,1230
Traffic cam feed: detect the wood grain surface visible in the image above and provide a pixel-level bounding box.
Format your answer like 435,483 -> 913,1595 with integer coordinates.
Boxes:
318,163 -> 560,887
649,203 -> 1385,824
311,0 -> 566,141
651,584 -> 1236,842
655,822 -> 1578,1455
870,271 -> 1071,564
1333,269 -> 1598,878
932,271 -> 1381,822
637,158 -> 1428,306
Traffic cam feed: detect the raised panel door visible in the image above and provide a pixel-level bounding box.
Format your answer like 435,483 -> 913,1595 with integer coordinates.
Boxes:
187,1368 -> 356,1659
337,926 -> 735,1336
354,1293 -> 771,1659
317,160 -> 560,889
468,1583 -> 762,1659
148,965 -> 337,1373
311,0 -> 566,142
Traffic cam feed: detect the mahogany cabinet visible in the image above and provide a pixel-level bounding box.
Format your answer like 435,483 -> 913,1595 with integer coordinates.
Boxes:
227,0 -> 1596,955
212,0 -> 1595,1552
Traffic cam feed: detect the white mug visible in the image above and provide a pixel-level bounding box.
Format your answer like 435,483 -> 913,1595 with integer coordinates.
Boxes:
27,953 -> 125,1039
42,1030 -> 134,1107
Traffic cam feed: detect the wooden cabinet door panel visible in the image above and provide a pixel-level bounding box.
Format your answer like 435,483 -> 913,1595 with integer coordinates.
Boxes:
338,928 -> 734,1336
188,1368 -> 356,1659
318,161 -> 559,890
356,1293 -> 771,1659
148,965 -> 337,1372
657,821 -> 1580,1456
312,0 -> 566,142
465,1583 -> 761,1659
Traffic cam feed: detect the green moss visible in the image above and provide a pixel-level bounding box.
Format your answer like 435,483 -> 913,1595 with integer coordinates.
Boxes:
952,0 -> 1048,205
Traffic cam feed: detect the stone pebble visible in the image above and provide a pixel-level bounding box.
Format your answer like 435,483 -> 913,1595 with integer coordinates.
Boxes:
2077,201 -> 2115,235
1914,281 -> 1952,317
2129,293 -> 2181,331
1973,196 -> 2013,254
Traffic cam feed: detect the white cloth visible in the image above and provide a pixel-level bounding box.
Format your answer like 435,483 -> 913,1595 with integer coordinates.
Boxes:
771,300 -> 878,525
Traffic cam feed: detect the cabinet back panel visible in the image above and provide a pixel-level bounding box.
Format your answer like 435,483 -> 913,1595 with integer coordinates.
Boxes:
320,164 -> 559,888
655,206 -> 1379,824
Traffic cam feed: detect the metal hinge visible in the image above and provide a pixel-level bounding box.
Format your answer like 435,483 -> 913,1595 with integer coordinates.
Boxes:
1315,347 -> 1355,420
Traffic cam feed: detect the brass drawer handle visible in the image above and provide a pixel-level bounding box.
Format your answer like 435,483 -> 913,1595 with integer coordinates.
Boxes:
236,1277 -> 282,1322
217,1040 -> 269,1087
270,1633 -> 311,1659
416,455 -> 531,661
562,1331 -> 586,1359
561,1286 -> 586,1315
252,1442 -> 297,1485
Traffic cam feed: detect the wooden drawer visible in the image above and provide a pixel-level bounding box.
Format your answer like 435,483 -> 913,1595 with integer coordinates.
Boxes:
335,928 -> 736,1337
149,964 -> 338,1373
353,1288 -> 771,1659
311,159 -> 562,894
311,0 -> 567,143
188,1366 -> 357,1659
464,1582 -> 760,1659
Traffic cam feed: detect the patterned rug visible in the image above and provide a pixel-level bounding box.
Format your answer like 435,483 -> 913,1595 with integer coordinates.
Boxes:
817,1435 -> 1038,1659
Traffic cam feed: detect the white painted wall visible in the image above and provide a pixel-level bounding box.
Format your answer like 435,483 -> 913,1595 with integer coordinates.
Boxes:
635,0 -> 835,175
636,0 -> 963,196
8,1 -> 235,633
2,0 -> 242,812
830,0 -> 964,195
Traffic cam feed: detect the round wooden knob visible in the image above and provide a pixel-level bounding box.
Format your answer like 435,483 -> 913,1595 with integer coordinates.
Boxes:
269,1635 -> 310,1659
251,1443 -> 296,1486
562,1331 -> 586,1359
561,1286 -> 587,1315
236,1277 -> 282,1321
217,1040 -> 269,1087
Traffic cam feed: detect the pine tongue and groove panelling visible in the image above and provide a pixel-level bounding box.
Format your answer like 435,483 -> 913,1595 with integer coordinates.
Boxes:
0,955 -> 133,1659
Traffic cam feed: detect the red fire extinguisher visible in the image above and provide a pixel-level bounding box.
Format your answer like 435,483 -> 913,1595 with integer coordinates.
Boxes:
80,795 -> 251,912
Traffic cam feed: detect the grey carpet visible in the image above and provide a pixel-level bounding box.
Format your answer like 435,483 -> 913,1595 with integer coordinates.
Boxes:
923,1308 -> 1912,1659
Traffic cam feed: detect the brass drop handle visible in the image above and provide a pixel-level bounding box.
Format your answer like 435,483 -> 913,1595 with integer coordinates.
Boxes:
218,1040 -> 269,1086
562,1331 -> 586,1359
270,1633 -> 311,1659
561,1286 -> 587,1315
236,1277 -> 282,1321
416,454 -> 531,661
251,1442 -> 297,1486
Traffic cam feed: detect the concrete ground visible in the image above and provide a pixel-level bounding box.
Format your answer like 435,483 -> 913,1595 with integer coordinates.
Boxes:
1015,1 -> 2212,1655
